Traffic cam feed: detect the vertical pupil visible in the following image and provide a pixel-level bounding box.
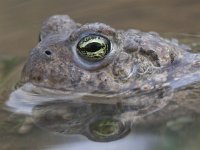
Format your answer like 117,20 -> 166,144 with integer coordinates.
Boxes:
84,42 -> 102,52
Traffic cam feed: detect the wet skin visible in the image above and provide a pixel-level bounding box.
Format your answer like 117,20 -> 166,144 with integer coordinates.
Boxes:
6,15 -> 200,142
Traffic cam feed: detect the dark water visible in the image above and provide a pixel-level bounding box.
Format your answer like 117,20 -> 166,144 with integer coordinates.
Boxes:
0,0 -> 200,150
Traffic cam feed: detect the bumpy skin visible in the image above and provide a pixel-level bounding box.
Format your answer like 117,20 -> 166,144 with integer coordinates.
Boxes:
18,15 -> 200,141
20,15 -> 200,110
21,15 -> 199,93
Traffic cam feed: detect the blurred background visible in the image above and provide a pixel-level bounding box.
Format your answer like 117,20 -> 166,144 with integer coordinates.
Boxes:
0,1 -> 200,150
0,0 -> 200,57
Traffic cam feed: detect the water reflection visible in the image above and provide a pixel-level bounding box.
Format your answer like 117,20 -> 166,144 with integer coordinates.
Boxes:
2,72 -> 200,149
31,82 -> 200,143
1,0 -> 200,149
5,79 -> 200,143
33,100 -> 131,142
4,36 -> 200,145
47,134 -> 164,150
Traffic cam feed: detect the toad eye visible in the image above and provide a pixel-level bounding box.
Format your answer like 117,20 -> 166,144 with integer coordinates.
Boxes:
77,34 -> 111,61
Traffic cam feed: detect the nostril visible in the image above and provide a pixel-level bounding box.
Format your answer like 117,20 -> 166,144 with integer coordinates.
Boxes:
45,50 -> 52,55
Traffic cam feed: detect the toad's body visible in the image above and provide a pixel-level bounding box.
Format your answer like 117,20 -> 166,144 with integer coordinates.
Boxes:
16,15 -> 200,110
22,15 -> 193,93
6,15 -> 200,142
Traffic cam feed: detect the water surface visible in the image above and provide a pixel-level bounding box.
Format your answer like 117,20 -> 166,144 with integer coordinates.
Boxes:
0,0 -> 200,150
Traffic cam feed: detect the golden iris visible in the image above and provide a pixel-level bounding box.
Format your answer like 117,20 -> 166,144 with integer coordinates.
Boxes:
89,118 -> 121,138
77,34 -> 111,61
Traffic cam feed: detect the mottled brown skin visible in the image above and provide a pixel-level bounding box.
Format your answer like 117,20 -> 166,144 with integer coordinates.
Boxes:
9,15 -> 200,141
19,15 -> 200,113
21,15 -> 200,94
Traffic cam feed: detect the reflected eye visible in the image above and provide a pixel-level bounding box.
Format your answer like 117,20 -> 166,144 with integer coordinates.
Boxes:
86,117 -> 130,142
77,34 -> 111,61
